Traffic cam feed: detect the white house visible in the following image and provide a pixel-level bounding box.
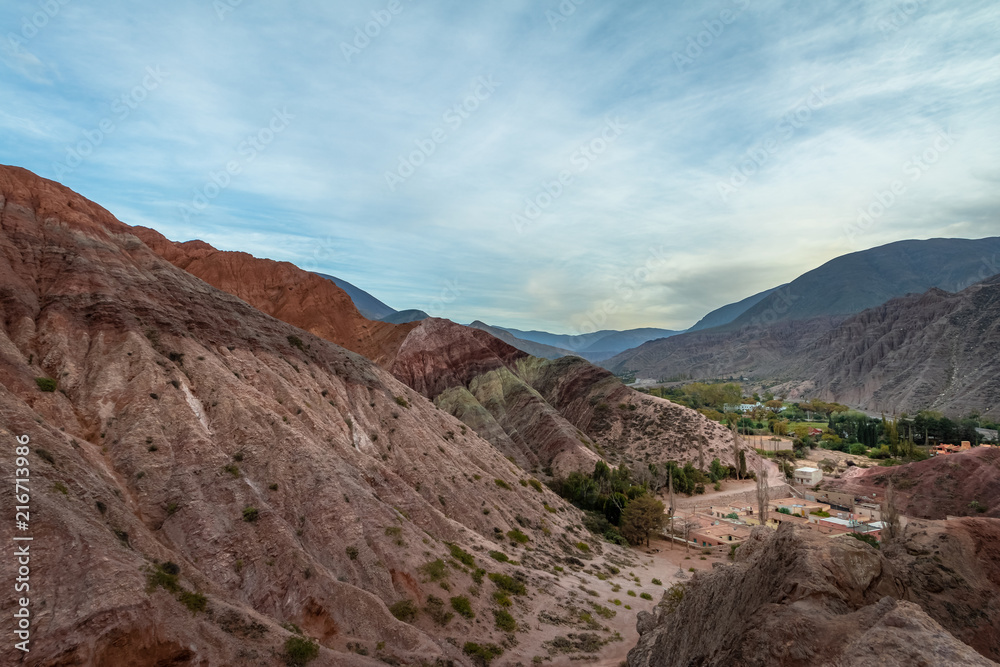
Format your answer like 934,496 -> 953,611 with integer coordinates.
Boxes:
793,467 -> 822,486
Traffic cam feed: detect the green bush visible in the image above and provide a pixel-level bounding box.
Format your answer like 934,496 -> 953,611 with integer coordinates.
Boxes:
463,642 -> 503,666
492,590 -> 511,607
575,541 -> 590,552
651,578 -> 662,586
424,595 -> 454,626
345,546 -> 359,560
242,506 -> 259,522
494,479 -> 512,490
447,543 -> 476,567
506,528 -> 529,544
488,573 -> 526,595
394,395 -> 410,408
528,479 -> 544,492
488,550 -> 509,563
639,592 -> 653,600
34,377 -> 56,392
178,590 -> 207,614
283,635 -> 319,666
450,595 -> 474,619
847,532 -> 880,550
493,608 -> 516,632
389,599 -> 418,623
420,558 -> 448,581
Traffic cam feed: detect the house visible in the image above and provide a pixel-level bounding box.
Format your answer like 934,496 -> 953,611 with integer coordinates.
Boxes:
793,467 -> 822,486
769,497 -> 830,517
808,428 -> 824,437
691,522 -> 753,547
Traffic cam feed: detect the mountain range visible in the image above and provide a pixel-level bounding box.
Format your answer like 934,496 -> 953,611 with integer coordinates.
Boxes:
606,237 -> 1000,416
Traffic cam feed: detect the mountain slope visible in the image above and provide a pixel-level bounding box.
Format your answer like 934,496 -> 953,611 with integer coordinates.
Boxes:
0,165 -> 629,665
314,272 -> 397,320
686,285 -> 782,332
468,320 -> 574,359
727,236 -> 1000,330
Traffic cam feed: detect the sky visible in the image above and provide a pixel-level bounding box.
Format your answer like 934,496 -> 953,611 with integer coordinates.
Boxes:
2,0 -> 999,334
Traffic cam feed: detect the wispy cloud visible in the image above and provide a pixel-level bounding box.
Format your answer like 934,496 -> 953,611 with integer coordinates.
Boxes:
1,0 -> 998,332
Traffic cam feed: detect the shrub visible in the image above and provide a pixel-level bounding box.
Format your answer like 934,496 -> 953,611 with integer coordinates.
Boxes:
489,550 -> 509,563
494,479 -> 512,490
488,573 -> 526,595
287,335 -> 305,351
662,583 -> 686,614
492,590 -> 511,607
507,528 -> 529,544
450,595 -> 474,619
575,542 -> 590,552
35,377 -> 56,392
463,642 -> 503,666
389,599 -> 418,623
178,590 -> 207,614
394,395 -> 410,408
420,558 -> 448,581
53,481 -> 69,495
424,595 -> 454,626
447,543 -> 476,567
639,592 -> 653,600
242,506 -> 259,522
283,635 -> 319,666
528,479 -> 544,492
493,608 -> 516,632
35,449 -> 55,465
847,532 -> 880,550
345,546 -> 359,560
626,590 -> 636,597
651,578 -> 662,586
224,464 -> 240,477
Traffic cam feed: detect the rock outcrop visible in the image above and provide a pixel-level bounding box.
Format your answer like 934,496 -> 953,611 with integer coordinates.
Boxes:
628,523 -> 998,666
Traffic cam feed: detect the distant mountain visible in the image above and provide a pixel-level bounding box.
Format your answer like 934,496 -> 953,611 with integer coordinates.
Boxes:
687,285 -> 783,332
314,272 -> 396,320
380,309 -> 429,324
468,321 -> 575,359
606,272 -> 1000,417
724,237 -> 1000,330
497,326 -> 680,362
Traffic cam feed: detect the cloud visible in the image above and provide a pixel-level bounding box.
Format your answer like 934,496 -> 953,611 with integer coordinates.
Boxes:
0,0 -> 997,332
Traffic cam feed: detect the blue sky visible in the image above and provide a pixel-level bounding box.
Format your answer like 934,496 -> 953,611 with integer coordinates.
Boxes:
2,0 -> 998,333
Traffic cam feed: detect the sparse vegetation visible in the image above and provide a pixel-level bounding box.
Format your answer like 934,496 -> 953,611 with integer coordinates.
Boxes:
35,377 -> 57,392
241,506 -> 259,522
394,395 -> 410,408
494,478 -> 512,490
847,533 -> 880,550
425,595 -> 454,626
283,635 -> 319,666
463,642 -> 503,666
493,608 -> 516,632
507,528 -> 530,544
488,572 -> 526,596
450,595 -> 474,619
447,543 -> 476,567
420,558 -> 448,581
389,599 -> 418,623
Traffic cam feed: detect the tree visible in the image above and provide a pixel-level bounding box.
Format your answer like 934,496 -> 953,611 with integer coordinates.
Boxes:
882,479 -> 900,542
755,460 -> 770,527
668,468 -> 675,551
620,495 -> 666,548
729,418 -> 742,481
